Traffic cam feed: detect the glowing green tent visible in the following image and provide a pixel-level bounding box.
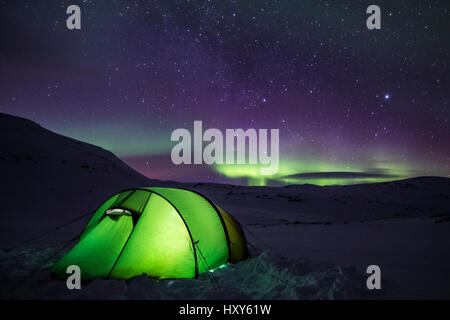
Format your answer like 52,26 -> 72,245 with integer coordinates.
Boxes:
51,187 -> 249,280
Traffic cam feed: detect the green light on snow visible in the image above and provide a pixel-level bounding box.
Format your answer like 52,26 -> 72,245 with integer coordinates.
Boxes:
208,263 -> 228,273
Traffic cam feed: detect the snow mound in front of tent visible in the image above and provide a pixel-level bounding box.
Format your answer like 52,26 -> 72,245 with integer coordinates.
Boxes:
0,248 -> 368,299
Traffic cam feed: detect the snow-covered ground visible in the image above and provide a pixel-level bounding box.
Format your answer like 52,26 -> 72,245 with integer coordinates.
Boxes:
0,249 -> 367,299
185,179 -> 450,299
1,113 -> 449,299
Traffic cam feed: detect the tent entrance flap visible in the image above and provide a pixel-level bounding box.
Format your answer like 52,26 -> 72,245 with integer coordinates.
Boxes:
51,215 -> 134,280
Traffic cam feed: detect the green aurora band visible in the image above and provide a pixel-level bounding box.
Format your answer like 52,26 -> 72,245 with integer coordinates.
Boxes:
213,159 -> 414,186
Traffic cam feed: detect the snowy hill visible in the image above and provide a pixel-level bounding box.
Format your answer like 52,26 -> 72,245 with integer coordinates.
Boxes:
1,112 -> 450,299
0,112 -> 159,248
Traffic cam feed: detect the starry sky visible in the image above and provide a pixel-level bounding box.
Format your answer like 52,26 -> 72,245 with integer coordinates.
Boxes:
1,0 -> 449,186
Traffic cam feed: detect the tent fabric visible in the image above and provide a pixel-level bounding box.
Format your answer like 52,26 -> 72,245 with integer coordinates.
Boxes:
146,187 -> 229,274
51,187 -> 249,280
216,207 -> 249,263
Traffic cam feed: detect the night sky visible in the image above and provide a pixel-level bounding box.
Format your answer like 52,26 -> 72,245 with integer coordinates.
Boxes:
1,0 -> 449,186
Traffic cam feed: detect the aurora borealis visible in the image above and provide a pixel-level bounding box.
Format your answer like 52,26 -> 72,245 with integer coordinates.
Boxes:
1,0 -> 449,186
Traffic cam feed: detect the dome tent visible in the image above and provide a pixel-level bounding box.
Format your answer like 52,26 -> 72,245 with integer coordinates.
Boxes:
51,187 -> 249,280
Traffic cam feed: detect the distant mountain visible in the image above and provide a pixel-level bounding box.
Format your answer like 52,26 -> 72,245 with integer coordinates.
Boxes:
0,112 -> 160,247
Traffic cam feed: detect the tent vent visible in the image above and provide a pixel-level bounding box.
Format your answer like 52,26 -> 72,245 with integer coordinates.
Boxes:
106,208 -> 132,216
